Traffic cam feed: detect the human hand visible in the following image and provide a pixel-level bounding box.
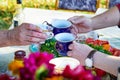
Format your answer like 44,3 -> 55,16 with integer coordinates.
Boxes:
7,23 -> 47,46
67,42 -> 93,65
68,16 -> 93,35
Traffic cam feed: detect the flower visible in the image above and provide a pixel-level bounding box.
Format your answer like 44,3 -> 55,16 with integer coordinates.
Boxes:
62,65 -> 100,80
19,52 -> 55,80
13,51 -> 99,80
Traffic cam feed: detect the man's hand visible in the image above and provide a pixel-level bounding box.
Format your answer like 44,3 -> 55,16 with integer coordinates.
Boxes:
68,16 -> 93,35
7,23 -> 47,46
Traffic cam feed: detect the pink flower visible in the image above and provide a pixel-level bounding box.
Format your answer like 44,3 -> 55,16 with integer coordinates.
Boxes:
19,52 -> 55,80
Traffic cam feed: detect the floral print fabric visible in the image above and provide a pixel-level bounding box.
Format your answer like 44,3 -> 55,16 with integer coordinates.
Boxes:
58,0 -> 97,11
109,0 -> 120,8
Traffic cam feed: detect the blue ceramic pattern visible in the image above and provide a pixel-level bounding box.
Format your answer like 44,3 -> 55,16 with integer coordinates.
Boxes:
55,41 -> 72,56
59,0 -> 97,11
54,33 -> 75,56
53,27 -> 71,35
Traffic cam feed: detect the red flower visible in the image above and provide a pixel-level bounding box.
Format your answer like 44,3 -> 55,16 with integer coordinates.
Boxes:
95,68 -> 106,77
62,65 -> 99,80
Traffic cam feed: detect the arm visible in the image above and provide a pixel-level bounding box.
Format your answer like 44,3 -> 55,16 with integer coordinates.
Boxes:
68,5 -> 120,34
0,30 -> 11,47
67,42 -> 120,76
94,51 -> 120,76
0,23 -> 47,47
92,6 -> 120,30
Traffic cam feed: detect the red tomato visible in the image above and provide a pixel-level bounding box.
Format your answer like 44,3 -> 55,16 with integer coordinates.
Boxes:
113,50 -> 120,56
85,38 -> 94,44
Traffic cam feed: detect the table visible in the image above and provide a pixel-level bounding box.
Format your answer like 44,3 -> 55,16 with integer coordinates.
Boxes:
0,8 -> 94,74
0,8 -> 120,74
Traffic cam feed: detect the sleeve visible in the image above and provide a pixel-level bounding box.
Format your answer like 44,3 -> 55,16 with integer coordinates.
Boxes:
116,4 -> 120,28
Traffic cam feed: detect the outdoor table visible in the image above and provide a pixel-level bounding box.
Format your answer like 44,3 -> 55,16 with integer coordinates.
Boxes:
0,8 -> 120,74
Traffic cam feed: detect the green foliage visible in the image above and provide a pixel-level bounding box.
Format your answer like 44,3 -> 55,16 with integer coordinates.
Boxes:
40,38 -> 60,57
87,44 -> 112,55
101,0 -> 106,5
0,10 -> 13,30
0,0 -> 56,30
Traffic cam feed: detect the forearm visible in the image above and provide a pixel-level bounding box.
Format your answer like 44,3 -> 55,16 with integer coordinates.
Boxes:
91,6 -> 120,30
0,30 -> 12,47
94,51 -> 120,76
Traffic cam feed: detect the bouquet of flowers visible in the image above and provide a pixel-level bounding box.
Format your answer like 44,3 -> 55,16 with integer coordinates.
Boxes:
2,38 -> 119,80
7,52 -> 100,80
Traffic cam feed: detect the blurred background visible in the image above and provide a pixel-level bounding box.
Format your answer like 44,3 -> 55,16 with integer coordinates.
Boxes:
0,0 -> 111,30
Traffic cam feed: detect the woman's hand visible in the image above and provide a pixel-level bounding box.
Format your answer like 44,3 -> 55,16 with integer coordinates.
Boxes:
68,16 -> 93,35
7,23 -> 47,46
67,42 -> 93,65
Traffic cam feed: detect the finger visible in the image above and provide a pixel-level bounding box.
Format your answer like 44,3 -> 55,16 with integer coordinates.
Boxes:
25,36 -> 46,43
67,51 -> 73,56
68,16 -> 79,21
70,25 -> 79,35
27,30 -> 47,39
68,43 -> 74,50
26,23 -> 43,32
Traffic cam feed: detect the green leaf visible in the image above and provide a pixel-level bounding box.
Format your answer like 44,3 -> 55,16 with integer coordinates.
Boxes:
40,38 -> 60,57
35,65 -> 48,80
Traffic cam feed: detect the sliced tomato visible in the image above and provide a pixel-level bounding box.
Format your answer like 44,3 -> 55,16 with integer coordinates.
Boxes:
85,38 -> 94,44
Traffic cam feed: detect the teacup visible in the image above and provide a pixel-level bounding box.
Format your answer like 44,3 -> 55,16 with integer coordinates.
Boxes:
55,33 -> 75,56
43,19 -> 72,35
29,19 -> 72,53
29,24 -> 53,52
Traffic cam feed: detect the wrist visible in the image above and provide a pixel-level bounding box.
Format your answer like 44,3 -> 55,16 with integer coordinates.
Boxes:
7,30 -> 15,46
0,30 -> 12,47
84,50 -> 97,68
91,17 -> 96,30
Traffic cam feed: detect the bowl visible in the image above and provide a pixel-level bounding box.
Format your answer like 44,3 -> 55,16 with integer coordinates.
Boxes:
49,57 -> 80,73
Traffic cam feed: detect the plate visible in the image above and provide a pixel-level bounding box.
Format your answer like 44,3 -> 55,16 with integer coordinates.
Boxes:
49,57 -> 80,73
